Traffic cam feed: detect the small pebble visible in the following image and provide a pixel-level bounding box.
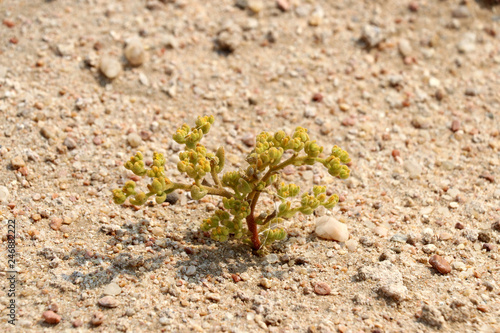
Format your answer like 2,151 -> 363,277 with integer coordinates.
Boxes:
49,217 -> 63,231
103,283 -> 122,296
360,24 -> 384,48
165,192 -> 179,205
260,278 -> 273,289
125,38 -> 145,66
0,186 -> 10,203
91,312 -> 104,326
206,293 -> 221,303
398,39 -> 412,57
452,6 -> 470,18
429,255 -> 451,274
72,319 -> 83,327
151,227 -> 164,237
63,137 -> 77,150
216,31 -> 241,53
185,265 -> 196,276
42,310 -> 61,324
11,155 -> 25,169
265,254 -> 279,264
98,296 -> 119,308
450,119 -> 460,132
452,261 -> 466,271
99,56 -> 121,79
390,233 -> 407,243
304,106 -> 316,118
248,0 -> 263,13
422,244 -> 437,254
315,216 -> 349,242
373,226 -> 388,237
127,133 -> 142,148
312,93 -> 323,102
241,133 -> 255,147
457,33 -> 476,53
313,282 -> 331,295
40,125 -> 57,139
483,243 -> 496,252
276,0 -> 289,11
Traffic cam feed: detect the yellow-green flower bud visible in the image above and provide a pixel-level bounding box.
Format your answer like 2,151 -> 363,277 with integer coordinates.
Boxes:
304,140 -> 323,158
215,146 -> 225,173
274,130 -> 286,143
191,185 -> 208,200
173,124 -> 190,144
149,178 -> 164,194
130,192 -> 147,206
132,161 -> 147,176
323,194 -> 339,209
339,165 -> 350,179
112,189 -> 127,204
123,181 -> 136,196
313,185 -> 326,197
156,193 -> 167,204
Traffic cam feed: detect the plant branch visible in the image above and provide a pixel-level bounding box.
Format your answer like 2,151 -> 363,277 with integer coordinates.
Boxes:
171,182 -> 233,198
211,169 -> 222,188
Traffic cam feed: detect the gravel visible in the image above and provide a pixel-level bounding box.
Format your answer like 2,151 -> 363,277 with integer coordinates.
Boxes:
1,1 -> 499,332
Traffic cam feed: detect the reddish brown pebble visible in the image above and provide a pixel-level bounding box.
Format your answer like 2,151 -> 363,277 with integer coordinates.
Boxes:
129,175 -> 141,181
455,222 -> 465,230
313,281 -> 331,295
93,41 -> 103,51
231,274 -> 241,283
429,255 -> 451,274
98,296 -> 119,308
479,172 -> 495,183
435,90 -> 445,101
49,217 -> 63,231
408,1 -> 419,12
3,19 -> 15,28
42,310 -> 61,324
72,319 -> 83,327
492,221 -> 500,232
93,136 -> 103,145
9,37 -> 18,44
392,149 -> 400,159
19,166 -> 28,176
91,312 -> 104,326
451,120 -> 460,132
276,0 -> 290,11
483,243 -> 497,252
341,117 -> 356,127
312,93 -> 323,102
477,304 -> 489,312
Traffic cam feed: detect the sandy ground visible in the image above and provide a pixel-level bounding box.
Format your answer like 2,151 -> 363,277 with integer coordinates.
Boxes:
0,0 -> 500,332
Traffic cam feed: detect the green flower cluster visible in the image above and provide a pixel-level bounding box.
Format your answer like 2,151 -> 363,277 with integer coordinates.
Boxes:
112,115 -> 351,252
112,152 -> 174,206
322,145 -> 351,179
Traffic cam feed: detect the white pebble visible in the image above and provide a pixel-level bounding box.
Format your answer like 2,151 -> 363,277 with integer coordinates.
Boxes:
125,38 -> 145,66
103,283 -> 122,296
315,216 -> 349,242
0,186 -> 9,203
100,56 -> 122,79
127,133 -> 142,148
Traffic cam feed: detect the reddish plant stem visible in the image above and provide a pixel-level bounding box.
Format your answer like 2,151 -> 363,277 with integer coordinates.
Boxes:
246,212 -> 261,250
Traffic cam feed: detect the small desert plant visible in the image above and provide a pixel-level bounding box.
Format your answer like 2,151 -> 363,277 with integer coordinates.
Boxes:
113,115 -> 351,251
